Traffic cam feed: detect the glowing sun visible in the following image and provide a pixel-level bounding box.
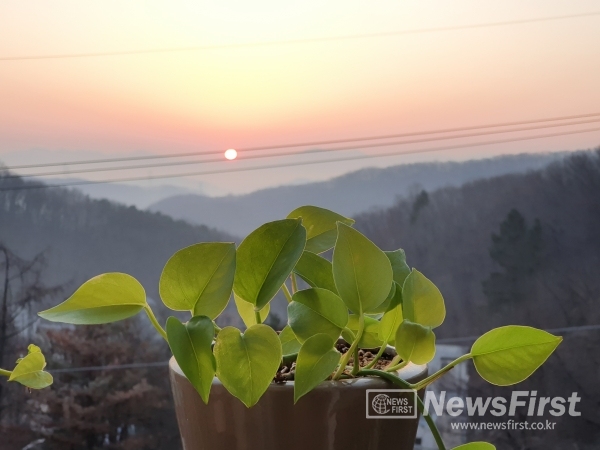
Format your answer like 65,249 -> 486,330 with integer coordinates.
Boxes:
224,149 -> 238,160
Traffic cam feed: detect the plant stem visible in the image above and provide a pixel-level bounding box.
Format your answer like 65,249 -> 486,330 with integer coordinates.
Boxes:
364,344 -> 387,370
418,395 -> 447,450
254,310 -> 262,325
411,353 -> 472,391
333,313 -> 365,380
281,283 -> 293,303
0,368 -> 11,378
385,354 -> 402,371
291,273 -> 298,294
358,369 -> 447,450
351,345 -> 360,375
386,360 -> 409,372
143,304 -> 168,342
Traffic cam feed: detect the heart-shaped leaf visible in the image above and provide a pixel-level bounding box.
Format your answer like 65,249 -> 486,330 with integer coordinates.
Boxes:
287,206 -> 354,254
9,345 -> 53,389
452,443 -> 496,450
288,288 -> 348,343
166,316 -> 216,403
214,325 -> 282,407
234,219 -> 306,310
471,326 -> 562,386
385,249 -> 411,286
279,325 -> 302,356
344,315 -> 383,348
294,334 -> 340,403
234,294 -> 270,328
38,273 -> 146,324
365,281 -> 396,314
395,320 -> 436,365
379,282 -> 404,345
332,223 -> 393,314
160,243 -> 236,319
402,269 -> 445,328
293,251 -> 338,294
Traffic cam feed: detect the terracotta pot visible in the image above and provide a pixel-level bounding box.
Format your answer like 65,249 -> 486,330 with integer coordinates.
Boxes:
169,357 -> 427,450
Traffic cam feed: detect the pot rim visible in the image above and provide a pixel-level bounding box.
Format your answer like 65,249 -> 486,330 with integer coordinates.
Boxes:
169,356 -> 427,388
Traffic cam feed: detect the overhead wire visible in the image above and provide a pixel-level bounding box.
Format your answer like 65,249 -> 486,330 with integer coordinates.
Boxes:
2,125 -> 599,192
4,112 -> 600,173
5,117 -> 600,180
2,11 -> 600,62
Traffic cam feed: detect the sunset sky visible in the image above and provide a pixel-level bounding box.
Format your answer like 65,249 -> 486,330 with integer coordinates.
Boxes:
1,0 -> 600,195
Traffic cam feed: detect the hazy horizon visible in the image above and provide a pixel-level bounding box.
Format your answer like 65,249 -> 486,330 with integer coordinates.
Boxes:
2,1 -> 600,194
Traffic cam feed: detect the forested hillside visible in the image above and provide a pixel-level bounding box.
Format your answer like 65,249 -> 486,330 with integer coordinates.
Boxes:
149,152 -> 563,236
0,175 -> 234,312
355,149 -> 600,448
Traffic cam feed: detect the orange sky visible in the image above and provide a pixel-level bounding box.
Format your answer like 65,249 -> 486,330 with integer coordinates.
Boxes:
1,0 -> 600,194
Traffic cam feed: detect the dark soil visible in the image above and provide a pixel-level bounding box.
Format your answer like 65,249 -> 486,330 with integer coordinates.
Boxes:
274,343 -> 396,384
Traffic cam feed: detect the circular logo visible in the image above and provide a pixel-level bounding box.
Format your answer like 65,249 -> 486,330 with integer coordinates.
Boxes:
371,394 -> 390,414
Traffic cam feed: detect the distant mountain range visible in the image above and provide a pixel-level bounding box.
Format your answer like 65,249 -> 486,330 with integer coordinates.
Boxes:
148,152 -> 566,236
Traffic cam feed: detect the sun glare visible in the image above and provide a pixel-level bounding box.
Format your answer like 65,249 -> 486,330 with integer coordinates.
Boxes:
224,148 -> 238,160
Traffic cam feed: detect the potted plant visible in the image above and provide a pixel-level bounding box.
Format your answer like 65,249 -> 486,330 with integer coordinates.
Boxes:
1,344 -> 53,390
38,206 -> 561,450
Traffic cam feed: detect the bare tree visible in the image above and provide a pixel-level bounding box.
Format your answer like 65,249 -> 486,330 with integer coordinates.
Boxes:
0,243 -> 62,419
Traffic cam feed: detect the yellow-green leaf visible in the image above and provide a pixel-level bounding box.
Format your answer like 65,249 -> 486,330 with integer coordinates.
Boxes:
9,346 -> 53,389
234,219 -> 306,310
214,325 -> 282,407
288,288 -> 348,343
279,325 -> 302,356
453,443 -> 496,450
294,334 -> 340,403
38,273 -> 146,325
293,251 -> 338,294
395,320 -> 436,365
166,316 -> 216,403
287,205 -> 354,254
471,326 -> 562,386
159,243 -> 235,319
402,269 -> 445,328
234,293 -> 270,328
332,223 -> 393,314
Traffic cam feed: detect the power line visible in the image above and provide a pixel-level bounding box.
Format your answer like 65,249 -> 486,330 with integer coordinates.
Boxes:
2,125 -> 599,192
6,117 -> 600,180
47,324 -> 600,373
437,324 -> 600,344
4,112 -> 600,172
2,11 -> 599,62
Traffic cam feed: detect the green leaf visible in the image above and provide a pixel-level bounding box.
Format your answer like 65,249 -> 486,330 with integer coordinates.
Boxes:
9,345 -> 53,389
38,273 -> 146,324
345,315 -> 383,348
159,243 -> 236,319
332,223 -> 393,314
234,294 -> 270,328
365,281 -> 396,314
379,282 -> 404,345
294,334 -> 341,403
166,316 -> 216,403
293,251 -> 338,294
402,269 -> 445,328
395,320 -> 436,365
279,325 -> 302,356
288,288 -> 348,343
452,443 -> 496,450
385,249 -> 411,286
234,219 -> 306,310
214,325 -> 282,407
471,326 -> 562,386
287,205 -> 354,254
